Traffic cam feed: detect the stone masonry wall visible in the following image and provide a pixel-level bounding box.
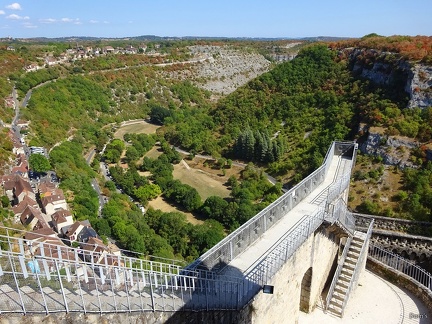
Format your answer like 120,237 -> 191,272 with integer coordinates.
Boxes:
248,226 -> 340,324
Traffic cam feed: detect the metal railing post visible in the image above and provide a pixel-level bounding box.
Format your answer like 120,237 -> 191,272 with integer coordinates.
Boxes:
8,252 -> 26,315
34,259 -> 49,314
54,260 -> 69,313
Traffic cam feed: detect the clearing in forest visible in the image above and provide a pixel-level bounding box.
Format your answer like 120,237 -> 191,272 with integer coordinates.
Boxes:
114,121 -> 160,139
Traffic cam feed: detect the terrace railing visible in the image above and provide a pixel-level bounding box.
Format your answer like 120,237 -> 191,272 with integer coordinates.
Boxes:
368,243 -> 432,291
0,141 -> 359,314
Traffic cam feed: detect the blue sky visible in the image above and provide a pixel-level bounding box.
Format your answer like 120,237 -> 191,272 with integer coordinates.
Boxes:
0,1 -> 430,39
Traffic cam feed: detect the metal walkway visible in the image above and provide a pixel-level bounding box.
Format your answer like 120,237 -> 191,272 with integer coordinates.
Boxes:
225,154 -> 352,275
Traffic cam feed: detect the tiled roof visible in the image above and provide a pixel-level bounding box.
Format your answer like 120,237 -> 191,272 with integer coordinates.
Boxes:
51,209 -> 72,224
14,176 -> 34,197
24,228 -> 56,241
41,192 -> 65,207
12,196 -> 38,214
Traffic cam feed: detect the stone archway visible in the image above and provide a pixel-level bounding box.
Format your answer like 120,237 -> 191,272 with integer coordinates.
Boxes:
300,267 -> 313,313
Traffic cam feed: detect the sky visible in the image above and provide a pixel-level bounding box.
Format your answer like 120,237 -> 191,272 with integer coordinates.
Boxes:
0,1 -> 431,39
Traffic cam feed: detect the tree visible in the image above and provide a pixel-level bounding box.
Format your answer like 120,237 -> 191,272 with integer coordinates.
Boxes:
150,105 -> 172,125
125,146 -> 139,164
29,154 -> 51,173
189,220 -> 225,254
1,196 -> 9,208
201,196 -> 229,222
134,183 -> 162,205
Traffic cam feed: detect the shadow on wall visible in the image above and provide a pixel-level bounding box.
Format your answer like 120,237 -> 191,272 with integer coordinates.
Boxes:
165,261 -> 258,324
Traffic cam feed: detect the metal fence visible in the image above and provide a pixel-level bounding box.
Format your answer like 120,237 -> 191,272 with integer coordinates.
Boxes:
186,141 -> 357,273
241,208 -> 325,303
368,243 -> 432,291
0,228 -> 247,314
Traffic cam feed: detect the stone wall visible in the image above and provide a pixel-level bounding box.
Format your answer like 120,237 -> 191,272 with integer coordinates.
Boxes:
355,213 -> 432,272
248,226 -> 340,324
355,213 -> 432,237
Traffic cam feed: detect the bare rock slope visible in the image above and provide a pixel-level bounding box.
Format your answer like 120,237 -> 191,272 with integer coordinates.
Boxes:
164,45 -> 272,100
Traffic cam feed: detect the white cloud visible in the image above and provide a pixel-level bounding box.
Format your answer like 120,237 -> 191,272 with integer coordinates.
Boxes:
61,17 -> 81,24
39,18 -> 56,23
89,20 -> 99,24
6,3 -> 22,10
0,10 -> 5,15
6,14 -> 29,20
23,22 -> 37,29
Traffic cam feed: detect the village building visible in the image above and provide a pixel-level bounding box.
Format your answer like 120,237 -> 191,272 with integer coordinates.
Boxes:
51,209 -> 74,235
41,191 -> 67,216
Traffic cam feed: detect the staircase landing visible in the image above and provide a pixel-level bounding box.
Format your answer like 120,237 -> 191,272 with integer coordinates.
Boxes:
300,269 -> 431,324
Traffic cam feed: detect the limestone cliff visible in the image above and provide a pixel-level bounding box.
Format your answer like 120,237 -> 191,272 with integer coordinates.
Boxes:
406,64 -> 432,108
348,48 -> 432,109
348,49 -> 432,165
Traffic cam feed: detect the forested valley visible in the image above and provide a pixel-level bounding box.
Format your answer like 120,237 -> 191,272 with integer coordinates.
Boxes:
1,36 -> 432,261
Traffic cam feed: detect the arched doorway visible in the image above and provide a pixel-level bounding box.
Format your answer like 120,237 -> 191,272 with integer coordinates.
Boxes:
300,267 -> 312,313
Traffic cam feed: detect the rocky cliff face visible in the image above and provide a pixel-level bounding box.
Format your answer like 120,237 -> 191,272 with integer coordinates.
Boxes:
349,49 -> 432,165
359,125 -> 420,168
406,64 -> 432,108
349,49 -> 432,109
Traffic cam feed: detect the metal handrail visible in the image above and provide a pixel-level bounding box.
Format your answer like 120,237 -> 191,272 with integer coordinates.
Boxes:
325,236 -> 353,311
0,229 -> 185,277
187,141 -> 357,272
0,141 -> 358,314
368,243 -> 432,291
0,225 -> 186,267
241,208 -> 325,305
340,219 -> 374,316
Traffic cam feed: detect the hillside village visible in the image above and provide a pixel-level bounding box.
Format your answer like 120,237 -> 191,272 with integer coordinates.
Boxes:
19,43 -> 153,72
1,127 -> 121,270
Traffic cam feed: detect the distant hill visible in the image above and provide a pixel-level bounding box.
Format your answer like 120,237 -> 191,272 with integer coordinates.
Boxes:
10,35 -> 354,43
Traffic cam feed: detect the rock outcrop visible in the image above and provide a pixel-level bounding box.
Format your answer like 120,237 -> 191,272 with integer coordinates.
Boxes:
406,64 -> 432,108
349,49 -> 432,109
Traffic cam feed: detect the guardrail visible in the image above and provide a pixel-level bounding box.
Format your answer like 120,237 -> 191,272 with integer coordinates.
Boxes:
325,235 -> 353,311
0,237 -> 245,314
0,141 -> 358,314
0,226 -> 185,275
186,141 -> 357,272
240,208 -> 325,305
368,244 -> 432,291
329,198 -> 356,235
